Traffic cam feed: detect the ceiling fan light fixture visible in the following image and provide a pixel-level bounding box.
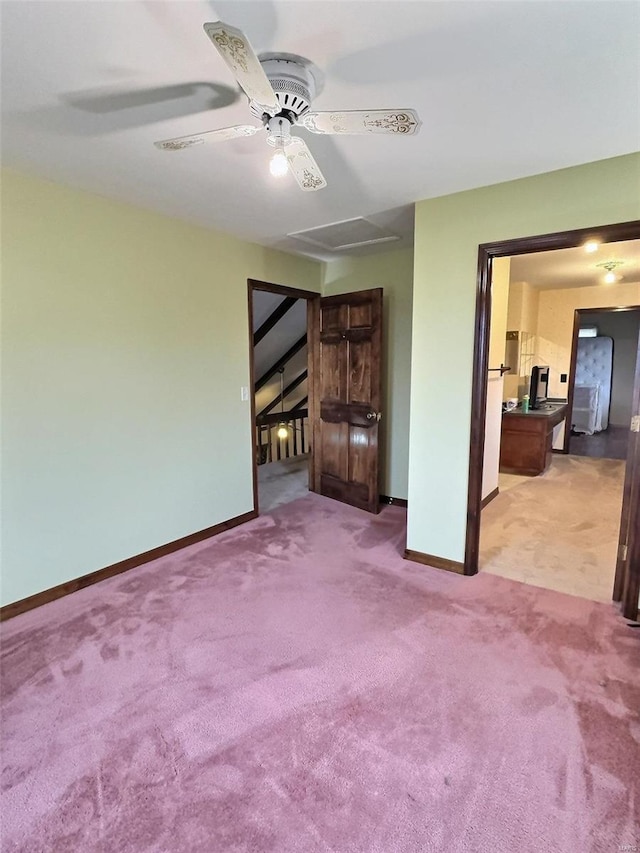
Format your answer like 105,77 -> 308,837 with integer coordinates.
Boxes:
276,368 -> 290,439
269,148 -> 289,178
155,21 -> 421,193
266,116 -> 291,178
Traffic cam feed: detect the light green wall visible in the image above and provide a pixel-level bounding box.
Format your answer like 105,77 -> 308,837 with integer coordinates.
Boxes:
1,169 -> 321,605
408,152 -> 640,562
5,153 -> 638,602
322,248 -> 413,499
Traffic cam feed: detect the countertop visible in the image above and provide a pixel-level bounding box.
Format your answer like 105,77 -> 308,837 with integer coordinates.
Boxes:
502,401 -> 567,419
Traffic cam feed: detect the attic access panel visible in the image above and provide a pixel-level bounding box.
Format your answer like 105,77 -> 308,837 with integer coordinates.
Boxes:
288,217 -> 400,252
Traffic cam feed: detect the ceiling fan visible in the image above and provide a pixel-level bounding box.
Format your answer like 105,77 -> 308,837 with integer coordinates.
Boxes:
154,21 -> 421,191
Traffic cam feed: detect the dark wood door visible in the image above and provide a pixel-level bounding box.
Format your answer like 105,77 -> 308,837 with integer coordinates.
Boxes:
615,327 -> 640,621
312,288 -> 383,513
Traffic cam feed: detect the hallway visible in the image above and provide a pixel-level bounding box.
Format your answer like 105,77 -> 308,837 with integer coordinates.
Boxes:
569,425 -> 629,460
258,454 -> 310,513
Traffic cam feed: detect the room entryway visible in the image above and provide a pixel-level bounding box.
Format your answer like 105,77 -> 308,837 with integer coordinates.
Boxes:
467,222 -> 640,621
566,307 -> 640,462
479,275 -> 638,603
248,279 -> 385,516
249,280 -> 316,515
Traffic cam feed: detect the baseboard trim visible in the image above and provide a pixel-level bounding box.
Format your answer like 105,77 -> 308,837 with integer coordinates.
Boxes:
0,509 -> 258,622
481,487 -> 499,509
403,548 -> 465,575
379,495 -> 408,508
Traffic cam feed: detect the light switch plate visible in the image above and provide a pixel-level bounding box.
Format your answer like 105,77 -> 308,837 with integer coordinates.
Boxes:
240,386 -> 249,402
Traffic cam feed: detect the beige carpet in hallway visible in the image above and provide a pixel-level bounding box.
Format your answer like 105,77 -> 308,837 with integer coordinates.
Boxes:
258,454 -> 310,513
480,455 -> 626,602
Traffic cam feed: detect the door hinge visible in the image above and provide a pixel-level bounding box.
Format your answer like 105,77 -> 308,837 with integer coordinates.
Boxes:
631,415 -> 640,433
620,543 -> 628,561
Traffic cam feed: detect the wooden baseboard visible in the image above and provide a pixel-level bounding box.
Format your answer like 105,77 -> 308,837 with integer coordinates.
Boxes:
0,509 -> 258,622
481,487 -> 499,509
379,495 -> 408,508
403,548 -> 466,575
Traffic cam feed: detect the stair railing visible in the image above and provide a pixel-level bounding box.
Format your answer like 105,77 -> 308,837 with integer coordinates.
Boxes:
256,409 -> 309,464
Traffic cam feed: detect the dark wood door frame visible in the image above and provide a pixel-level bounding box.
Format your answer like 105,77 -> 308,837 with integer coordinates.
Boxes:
565,305 -> 640,454
247,279 -> 320,514
614,325 -> 640,618
465,220 -> 640,578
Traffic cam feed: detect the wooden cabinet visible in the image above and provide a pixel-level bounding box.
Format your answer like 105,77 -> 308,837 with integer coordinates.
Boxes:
499,405 -> 566,476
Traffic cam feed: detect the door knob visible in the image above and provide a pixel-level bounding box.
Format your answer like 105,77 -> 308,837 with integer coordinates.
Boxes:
366,411 -> 382,421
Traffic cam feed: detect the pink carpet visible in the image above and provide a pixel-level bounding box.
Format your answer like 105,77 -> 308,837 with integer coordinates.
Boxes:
1,494 -> 638,852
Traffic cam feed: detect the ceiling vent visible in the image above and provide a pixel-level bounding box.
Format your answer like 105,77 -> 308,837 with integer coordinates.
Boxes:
287,217 -> 400,251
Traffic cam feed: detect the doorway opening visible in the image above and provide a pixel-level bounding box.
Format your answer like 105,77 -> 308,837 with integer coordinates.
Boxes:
248,279 -> 319,515
466,221 -> 640,621
248,281 -> 385,517
566,306 -> 640,461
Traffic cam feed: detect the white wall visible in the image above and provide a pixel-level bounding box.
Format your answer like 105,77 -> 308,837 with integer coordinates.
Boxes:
537,282 -> 640,398
504,281 -> 540,400
1,169 -> 321,605
322,248 -> 413,499
408,152 -> 640,564
482,258 -> 510,500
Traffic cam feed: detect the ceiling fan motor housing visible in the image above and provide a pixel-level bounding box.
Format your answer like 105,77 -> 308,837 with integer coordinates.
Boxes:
251,54 -> 319,121
266,116 -> 292,147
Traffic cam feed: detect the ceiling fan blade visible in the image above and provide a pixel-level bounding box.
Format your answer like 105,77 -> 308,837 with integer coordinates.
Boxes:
203,21 -> 279,115
300,109 -> 421,136
154,124 -> 262,151
285,137 -> 327,192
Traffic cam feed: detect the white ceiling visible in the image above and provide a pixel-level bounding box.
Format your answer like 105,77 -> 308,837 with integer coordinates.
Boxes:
252,289 -> 283,332
252,291 -> 307,413
510,239 -> 640,291
255,346 -> 307,415
252,291 -> 306,378
2,1 -> 639,260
